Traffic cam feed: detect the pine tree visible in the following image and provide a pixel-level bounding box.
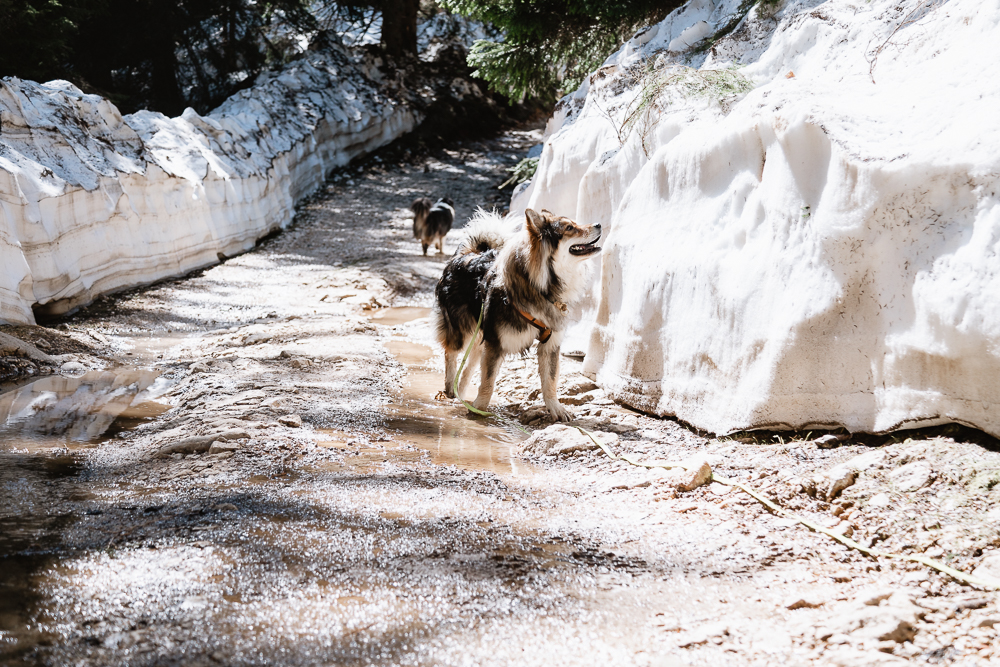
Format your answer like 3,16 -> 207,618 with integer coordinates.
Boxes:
441,0 -> 683,100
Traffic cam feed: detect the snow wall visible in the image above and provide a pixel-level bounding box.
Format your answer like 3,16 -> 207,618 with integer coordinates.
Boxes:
0,42 -> 416,324
514,0 -> 1000,437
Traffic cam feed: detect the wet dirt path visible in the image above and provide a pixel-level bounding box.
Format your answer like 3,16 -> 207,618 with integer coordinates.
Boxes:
2,132 -> 999,667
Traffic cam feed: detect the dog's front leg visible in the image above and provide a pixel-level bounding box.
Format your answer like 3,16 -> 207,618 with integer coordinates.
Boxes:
472,343 -> 504,414
443,346 -> 459,398
457,342 -> 482,400
539,339 -> 573,422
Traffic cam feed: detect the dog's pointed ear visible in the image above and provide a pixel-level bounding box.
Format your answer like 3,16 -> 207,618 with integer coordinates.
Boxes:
525,208 -> 544,236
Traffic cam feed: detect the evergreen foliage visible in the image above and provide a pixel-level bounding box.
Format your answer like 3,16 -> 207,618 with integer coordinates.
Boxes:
440,0 -> 685,100
0,0 -> 90,84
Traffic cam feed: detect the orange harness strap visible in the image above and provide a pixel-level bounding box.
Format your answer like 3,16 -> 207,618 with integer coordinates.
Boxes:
516,308 -> 553,344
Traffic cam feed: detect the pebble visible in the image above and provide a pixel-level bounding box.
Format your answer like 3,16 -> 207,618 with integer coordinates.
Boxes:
278,414 -> 303,428
889,462 -> 934,492
970,554 -> 1000,583
868,492 -> 891,508
60,361 -> 87,375
815,434 -> 851,449
787,597 -> 824,610
517,424 -> 616,457
656,458 -> 712,492
208,441 -> 241,454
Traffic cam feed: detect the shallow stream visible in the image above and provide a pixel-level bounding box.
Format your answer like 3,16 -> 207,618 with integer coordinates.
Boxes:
368,306 -> 533,475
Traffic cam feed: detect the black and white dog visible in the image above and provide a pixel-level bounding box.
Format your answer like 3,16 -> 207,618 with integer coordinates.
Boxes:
410,197 -> 455,255
434,208 -> 601,421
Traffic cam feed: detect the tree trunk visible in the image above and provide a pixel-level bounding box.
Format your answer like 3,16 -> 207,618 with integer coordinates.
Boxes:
380,0 -> 418,59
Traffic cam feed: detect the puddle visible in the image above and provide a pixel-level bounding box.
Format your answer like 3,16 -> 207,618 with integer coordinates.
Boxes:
365,308 -> 533,476
0,369 -> 172,451
369,306 -> 432,327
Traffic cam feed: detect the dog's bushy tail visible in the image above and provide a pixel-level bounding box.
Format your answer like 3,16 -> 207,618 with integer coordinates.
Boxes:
458,208 -> 514,255
411,198 -> 432,217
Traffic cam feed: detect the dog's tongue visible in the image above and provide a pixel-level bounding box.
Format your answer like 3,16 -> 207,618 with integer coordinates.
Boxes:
570,243 -> 601,257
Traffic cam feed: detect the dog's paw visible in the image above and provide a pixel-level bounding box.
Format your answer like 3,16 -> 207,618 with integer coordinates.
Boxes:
435,390 -> 451,401
546,401 -> 574,422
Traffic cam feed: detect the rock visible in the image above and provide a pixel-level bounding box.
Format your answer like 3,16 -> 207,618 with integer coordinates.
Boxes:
833,520 -> 855,538
901,571 -> 929,585
813,468 -> 858,501
561,393 -> 594,406
517,424 -> 618,457
573,416 -> 639,434
867,492 -> 892,508
676,623 -> 729,648
815,434 -> 851,448
607,474 -> 652,491
212,503 -> 238,512
290,358 -> 312,369
208,440 -> 241,454
518,406 -> 550,424
60,361 -> 87,376
822,647 -> 912,666
154,430 -> 250,458
561,379 -> 599,396
787,598 -> 824,610
263,396 -> 294,409
971,554 -> 1000,584
858,589 -> 895,607
889,461 -> 934,492
820,592 -> 923,644
243,332 -> 271,346
278,414 -> 302,428
820,608 -> 917,644
0,331 -> 55,363
189,361 -> 211,374
656,458 -> 712,492
86,329 -> 109,345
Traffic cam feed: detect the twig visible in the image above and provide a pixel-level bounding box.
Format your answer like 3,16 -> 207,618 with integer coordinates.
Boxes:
867,0 -> 945,83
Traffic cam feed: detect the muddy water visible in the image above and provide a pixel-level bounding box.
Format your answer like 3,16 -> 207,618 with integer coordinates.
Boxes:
0,369 -> 171,451
0,366 -> 174,659
367,307 -> 533,475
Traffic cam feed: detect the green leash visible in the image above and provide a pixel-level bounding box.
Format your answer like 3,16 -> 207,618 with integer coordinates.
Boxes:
453,304 -> 492,417
452,304 -> 530,434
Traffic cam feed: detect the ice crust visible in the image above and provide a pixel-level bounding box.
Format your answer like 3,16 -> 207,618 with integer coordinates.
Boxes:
0,43 -> 416,323
516,0 -> 1000,436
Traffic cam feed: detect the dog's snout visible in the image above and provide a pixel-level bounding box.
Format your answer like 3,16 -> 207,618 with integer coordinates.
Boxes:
593,224 -> 602,233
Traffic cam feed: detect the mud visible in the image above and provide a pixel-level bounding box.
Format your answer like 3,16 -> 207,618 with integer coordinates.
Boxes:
1,131 -> 998,666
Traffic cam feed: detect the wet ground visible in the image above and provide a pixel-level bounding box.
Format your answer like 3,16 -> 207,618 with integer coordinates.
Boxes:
2,131 -> 999,667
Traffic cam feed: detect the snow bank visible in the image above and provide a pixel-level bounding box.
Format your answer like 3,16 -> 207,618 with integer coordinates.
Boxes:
0,42 -> 416,323
518,0 -> 1000,436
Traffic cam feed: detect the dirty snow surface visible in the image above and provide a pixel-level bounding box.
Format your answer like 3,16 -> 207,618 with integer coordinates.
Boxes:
2,134 -> 999,667
516,0 -> 1000,438
0,41 -> 415,324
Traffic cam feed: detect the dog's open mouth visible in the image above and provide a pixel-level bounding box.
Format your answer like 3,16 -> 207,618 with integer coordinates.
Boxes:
569,237 -> 601,257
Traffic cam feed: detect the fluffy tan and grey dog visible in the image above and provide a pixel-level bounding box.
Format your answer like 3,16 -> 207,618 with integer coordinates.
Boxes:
410,197 -> 454,255
434,208 -> 601,421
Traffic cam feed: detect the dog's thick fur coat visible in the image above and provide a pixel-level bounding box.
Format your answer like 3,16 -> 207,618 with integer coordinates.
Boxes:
435,208 -> 601,421
411,197 -> 454,255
